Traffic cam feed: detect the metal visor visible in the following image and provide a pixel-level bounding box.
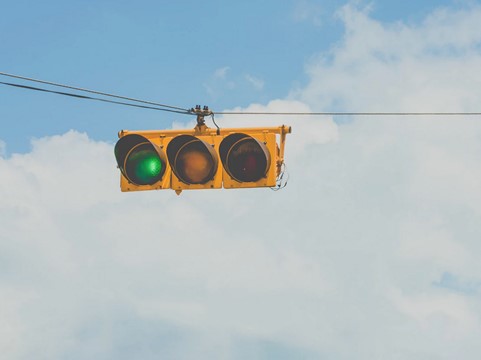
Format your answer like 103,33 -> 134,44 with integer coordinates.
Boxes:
168,136 -> 218,185
221,134 -> 270,182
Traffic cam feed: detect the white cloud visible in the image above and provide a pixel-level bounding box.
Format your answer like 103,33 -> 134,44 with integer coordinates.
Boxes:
3,4 -> 481,360
214,99 -> 339,159
299,4 -> 481,113
214,66 -> 230,79
204,66 -> 236,99
390,289 -> 478,341
245,74 -> 264,90
293,0 -> 323,26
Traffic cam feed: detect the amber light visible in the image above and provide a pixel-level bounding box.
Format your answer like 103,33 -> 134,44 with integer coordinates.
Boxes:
167,135 -> 218,185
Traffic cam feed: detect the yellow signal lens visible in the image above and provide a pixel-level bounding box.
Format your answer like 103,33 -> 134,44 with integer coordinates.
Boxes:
167,135 -> 218,185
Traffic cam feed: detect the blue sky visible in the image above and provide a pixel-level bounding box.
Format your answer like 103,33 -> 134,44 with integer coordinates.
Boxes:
0,0 -> 460,154
2,1 -> 481,359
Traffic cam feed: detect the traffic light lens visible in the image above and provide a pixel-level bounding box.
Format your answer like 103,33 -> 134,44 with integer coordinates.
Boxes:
175,141 -> 216,184
227,139 -> 268,182
125,143 -> 163,185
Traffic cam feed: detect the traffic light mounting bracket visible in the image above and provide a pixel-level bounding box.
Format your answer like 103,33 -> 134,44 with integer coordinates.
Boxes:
190,105 -> 213,134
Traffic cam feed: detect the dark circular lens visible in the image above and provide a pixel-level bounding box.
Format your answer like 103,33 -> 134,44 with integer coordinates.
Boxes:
175,141 -> 216,184
227,139 -> 267,182
125,143 -> 163,185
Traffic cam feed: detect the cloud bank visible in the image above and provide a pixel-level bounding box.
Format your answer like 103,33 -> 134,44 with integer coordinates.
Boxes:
2,4 -> 481,359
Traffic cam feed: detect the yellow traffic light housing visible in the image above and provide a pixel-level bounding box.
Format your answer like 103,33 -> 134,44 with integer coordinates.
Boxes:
115,123 -> 291,193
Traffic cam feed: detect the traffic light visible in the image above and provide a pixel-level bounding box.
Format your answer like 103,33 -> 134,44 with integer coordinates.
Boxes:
114,124 -> 291,193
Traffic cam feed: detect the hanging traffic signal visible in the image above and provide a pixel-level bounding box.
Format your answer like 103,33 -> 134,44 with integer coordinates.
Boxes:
114,123 -> 291,193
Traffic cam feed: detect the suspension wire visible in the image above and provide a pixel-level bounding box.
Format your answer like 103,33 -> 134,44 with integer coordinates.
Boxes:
215,111 -> 481,116
211,113 -> 220,135
0,81 -> 192,115
3,71 -> 481,117
0,71 -> 191,113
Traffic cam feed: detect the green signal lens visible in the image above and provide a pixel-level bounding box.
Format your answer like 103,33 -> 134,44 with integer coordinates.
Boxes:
125,143 -> 163,185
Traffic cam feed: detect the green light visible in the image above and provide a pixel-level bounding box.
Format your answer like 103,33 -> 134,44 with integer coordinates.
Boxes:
125,144 -> 163,185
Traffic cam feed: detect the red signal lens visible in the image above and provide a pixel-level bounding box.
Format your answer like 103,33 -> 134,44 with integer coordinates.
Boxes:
227,138 -> 268,182
220,134 -> 270,183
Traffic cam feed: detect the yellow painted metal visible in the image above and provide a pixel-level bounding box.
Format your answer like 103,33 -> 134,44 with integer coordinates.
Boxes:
118,125 -> 292,138
117,125 -> 291,192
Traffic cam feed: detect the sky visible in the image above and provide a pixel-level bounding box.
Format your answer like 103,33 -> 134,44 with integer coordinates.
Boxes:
1,0 -> 481,359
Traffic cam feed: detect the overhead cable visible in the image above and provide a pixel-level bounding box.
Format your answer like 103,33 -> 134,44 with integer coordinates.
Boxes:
215,111 -> 481,116
0,81 -> 191,115
0,71 -> 190,113
2,71 -> 481,117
